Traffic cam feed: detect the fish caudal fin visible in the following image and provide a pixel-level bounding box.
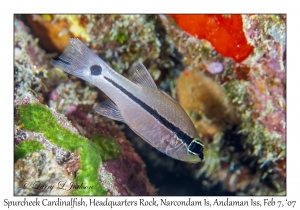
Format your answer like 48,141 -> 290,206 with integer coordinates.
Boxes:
50,38 -> 103,80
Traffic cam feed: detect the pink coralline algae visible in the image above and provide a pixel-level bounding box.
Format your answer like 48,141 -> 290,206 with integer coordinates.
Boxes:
102,143 -> 157,196
203,61 -> 224,74
65,104 -> 77,116
49,90 -> 58,102
248,70 -> 286,139
243,15 -> 286,143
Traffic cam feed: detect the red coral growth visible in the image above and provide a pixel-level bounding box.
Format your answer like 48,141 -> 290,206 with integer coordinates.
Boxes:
234,63 -> 250,80
64,151 -> 80,176
169,14 -> 254,62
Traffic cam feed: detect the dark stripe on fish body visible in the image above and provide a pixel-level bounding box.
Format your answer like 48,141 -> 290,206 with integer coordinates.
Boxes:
104,76 -> 194,146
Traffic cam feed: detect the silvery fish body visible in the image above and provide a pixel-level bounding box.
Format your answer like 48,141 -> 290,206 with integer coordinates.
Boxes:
51,38 -> 204,163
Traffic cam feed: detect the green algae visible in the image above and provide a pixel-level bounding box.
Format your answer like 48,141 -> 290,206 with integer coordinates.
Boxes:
114,29 -> 128,44
92,134 -> 122,161
14,140 -> 44,162
17,103 -> 107,195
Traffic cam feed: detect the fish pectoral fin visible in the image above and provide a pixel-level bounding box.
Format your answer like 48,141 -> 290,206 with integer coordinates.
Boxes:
95,99 -> 124,123
128,61 -> 158,89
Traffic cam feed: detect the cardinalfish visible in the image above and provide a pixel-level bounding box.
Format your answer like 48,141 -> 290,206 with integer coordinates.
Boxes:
51,38 -> 204,163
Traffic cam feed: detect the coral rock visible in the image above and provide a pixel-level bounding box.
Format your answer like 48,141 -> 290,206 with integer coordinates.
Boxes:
14,150 -> 73,195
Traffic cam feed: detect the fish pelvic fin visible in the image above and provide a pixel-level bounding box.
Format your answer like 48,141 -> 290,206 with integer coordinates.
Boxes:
95,99 -> 124,123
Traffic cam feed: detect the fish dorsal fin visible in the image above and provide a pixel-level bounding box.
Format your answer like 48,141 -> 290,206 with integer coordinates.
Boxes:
128,61 -> 157,89
160,90 -> 179,105
95,99 -> 124,123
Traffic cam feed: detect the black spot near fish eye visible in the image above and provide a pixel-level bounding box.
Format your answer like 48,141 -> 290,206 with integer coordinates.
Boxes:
90,65 -> 102,76
188,142 -> 203,154
188,138 -> 204,160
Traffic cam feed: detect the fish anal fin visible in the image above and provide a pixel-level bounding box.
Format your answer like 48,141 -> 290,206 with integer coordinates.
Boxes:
95,99 -> 124,122
128,61 -> 157,89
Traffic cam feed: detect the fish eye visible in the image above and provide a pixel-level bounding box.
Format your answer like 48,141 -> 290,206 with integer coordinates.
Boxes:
90,65 -> 102,76
187,138 -> 204,160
